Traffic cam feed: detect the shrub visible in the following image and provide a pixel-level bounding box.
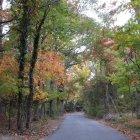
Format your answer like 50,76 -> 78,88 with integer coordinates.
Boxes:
119,115 -> 132,123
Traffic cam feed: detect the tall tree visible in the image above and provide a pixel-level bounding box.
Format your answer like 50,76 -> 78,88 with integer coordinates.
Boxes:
26,1 -> 52,128
16,0 -> 32,130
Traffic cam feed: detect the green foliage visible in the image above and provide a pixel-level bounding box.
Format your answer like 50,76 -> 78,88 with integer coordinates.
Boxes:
65,101 -> 75,112
0,77 -> 18,95
48,90 -> 66,101
74,67 -> 90,84
82,80 -> 108,119
65,100 -> 83,112
118,115 -> 133,123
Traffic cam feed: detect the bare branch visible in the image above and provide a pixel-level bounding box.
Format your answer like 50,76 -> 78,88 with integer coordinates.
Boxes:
0,18 -> 14,25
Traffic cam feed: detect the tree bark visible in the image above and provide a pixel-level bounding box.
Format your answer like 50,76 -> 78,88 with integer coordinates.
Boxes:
60,100 -> 64,116
8,99 -> 11,130
135,91 -> 140,119
17,0 -> 31,131
26,8 -> 49,129
0,0 -> 3,54
49,100 -> 53,117
105,84 -> 110,113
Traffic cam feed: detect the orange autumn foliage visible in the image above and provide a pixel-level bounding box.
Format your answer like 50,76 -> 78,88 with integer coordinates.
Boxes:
33,50 -> 66,101
35,50 -> 67,88
33,88 -> 48,101
0,52 -> 18,96
131,75 -> 137,86
0,52 -> 18,78
0,51 -> 30,79
0,50 -> 66,99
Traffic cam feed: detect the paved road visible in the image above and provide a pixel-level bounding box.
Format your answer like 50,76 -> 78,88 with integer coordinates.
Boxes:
46,112 -> 130,140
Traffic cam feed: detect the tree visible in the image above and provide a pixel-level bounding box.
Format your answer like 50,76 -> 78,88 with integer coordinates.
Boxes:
26,0 -> 81,128
12,0 -> 33,130
26,0 -> 51,129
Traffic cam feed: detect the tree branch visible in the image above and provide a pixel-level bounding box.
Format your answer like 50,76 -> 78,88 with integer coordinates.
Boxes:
0,19 -> 14,25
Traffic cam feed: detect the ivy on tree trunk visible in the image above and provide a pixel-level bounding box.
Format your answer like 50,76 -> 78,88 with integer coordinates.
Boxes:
17,0 -> 31,131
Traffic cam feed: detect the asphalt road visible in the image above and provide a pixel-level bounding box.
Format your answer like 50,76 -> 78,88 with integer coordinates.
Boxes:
46,112 -> 130,140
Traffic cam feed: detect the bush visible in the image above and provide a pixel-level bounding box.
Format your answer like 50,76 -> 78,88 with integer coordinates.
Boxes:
65,100 -> 83,112
86,105 -> 105,119
118,115 -> 132,123
75,101 -> 83,112
96,110 -> 105,118
65,101 -> 75,112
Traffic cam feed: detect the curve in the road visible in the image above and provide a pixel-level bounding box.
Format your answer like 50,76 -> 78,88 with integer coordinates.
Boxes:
45,112 -> 130,140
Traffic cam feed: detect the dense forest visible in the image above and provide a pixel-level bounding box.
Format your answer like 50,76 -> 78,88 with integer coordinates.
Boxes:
0,0 -> 140,138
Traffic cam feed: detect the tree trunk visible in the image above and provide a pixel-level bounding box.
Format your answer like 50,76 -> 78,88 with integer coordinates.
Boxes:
44,103 -> 46,119
49,100 -> 52,117
8,99 -> 11,130
0,0 -> 3,58
57,98 -> 60,116
26,8 -> 49,129
135,93 -> 140,119
109,94 -> 118,113
26,70 -> 34,128
33,101 -> 39,121
105,84 -> 110,113
60,100 -> 64,116
17,1 -> 31,131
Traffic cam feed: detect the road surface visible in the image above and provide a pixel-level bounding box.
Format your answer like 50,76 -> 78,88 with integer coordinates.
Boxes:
46,112 -> 130,140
